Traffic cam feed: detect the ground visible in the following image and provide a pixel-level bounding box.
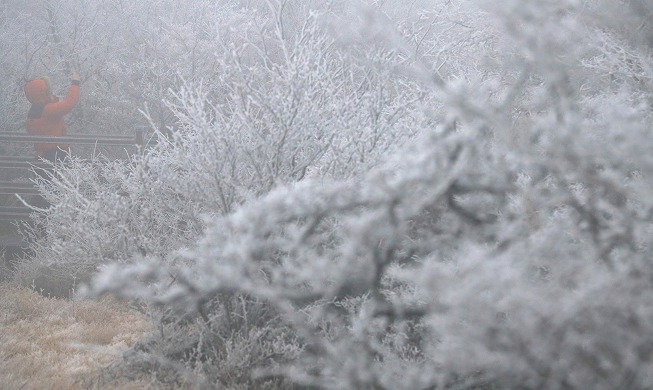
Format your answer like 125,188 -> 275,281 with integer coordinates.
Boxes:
0,283 -> 159,389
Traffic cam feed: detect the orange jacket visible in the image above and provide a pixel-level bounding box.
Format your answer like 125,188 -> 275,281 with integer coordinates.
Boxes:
24,79 -> 80,157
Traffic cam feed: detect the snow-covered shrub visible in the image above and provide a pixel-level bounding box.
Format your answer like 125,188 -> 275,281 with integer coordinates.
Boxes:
21,0 -> 429,267
15,3 -> 438,384
78,1 -> 653,389
12,150 -> 204,297
9,0 -> 652,387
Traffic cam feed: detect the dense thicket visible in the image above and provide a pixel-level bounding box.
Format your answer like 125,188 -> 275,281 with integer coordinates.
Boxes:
5,0 -> 653,388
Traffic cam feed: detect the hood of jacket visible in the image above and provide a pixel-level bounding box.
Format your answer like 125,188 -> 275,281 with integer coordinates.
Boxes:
24,79 -> 51,105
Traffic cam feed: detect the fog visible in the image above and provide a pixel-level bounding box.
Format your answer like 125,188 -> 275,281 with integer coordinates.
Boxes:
2,1 -> 653,389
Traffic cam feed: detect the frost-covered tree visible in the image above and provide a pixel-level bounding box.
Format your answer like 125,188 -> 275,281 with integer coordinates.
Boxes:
17,0 -> 653,388
1,0 -> 265,141
17,1 -> 430,292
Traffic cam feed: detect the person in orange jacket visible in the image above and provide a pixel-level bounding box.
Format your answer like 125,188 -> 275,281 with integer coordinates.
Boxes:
24,72 -> 80,212
24,71 -> 81,162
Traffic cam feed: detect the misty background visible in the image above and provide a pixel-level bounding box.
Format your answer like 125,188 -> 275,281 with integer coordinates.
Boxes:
2,0 -> 653,389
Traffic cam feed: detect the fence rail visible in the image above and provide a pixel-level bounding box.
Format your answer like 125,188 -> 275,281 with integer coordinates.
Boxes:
0,206 -> 31,221
0,131 -> 143,146
0,129 -> 144,223
0,181 -> 40,195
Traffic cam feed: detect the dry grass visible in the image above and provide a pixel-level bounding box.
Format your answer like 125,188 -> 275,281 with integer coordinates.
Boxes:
0,283 -> 166,389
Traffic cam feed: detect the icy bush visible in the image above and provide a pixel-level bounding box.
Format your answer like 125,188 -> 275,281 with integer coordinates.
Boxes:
25,0 -> 653,388
18,1 -> 424,267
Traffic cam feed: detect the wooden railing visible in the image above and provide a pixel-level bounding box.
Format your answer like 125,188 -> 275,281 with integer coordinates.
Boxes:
0,129 -> 144,221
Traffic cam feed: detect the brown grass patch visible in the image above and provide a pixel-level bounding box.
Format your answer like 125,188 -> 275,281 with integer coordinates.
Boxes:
0,283 -> 166,389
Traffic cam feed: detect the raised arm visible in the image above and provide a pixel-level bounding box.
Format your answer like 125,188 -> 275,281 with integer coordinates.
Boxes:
43,72 -> 81,117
